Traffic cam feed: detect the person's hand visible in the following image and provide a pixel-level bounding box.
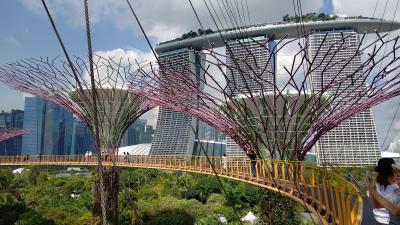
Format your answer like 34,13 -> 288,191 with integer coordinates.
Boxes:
394,168 -> 400,185
365,176 -> 376,191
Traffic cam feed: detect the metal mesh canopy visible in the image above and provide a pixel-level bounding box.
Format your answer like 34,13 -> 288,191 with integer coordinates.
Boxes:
131,32 -> 400,160
0,127 -> 28,142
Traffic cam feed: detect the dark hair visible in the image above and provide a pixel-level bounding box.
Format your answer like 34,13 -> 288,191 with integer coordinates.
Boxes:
375,158 -> 395,190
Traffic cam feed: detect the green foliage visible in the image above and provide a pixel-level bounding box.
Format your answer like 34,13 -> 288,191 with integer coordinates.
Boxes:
0,167 -> 308,225
282,13 -> 338,23
0,192 -> 25,225
0,169 -> 13,189
119,169 -> 161,190
15,210 -> 56,225
166,28 -> 214,42
259,191 -> 303,225
27,167 -> 41,185
145,208 -> 195,225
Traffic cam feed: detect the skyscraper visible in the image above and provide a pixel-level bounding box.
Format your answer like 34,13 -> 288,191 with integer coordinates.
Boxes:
120,119 -> 154,146
71,117 -> 93,155
225,36 -> 275,156
0,110 -> 24,155
0,110 -> 10,127
308,29 -> 381,166
22,97 -> 74,155
150,48 -> 205,155
9,110 -> 24,155
226,36 -> 274,95
198,122 -> 225,141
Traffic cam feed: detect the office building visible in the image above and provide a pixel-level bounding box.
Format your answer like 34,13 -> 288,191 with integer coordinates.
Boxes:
0,110 -> 24,155
22,97 -> 74,155
121,119 -> 154,147
71,117 -> 93,155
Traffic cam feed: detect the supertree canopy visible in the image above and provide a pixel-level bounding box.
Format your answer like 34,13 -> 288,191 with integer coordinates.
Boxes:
0,126 -> 27,142
131,32 -> 400,161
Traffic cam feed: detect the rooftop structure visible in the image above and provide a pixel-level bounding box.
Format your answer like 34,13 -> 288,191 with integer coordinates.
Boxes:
155,18 -> 400,53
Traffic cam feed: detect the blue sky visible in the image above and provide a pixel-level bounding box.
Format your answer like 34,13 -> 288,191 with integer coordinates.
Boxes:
1,0 -> 400,151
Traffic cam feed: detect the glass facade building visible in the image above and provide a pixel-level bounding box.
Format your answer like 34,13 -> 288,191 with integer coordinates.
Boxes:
120,119 -> 154,147
71,117 -> 93,155
22,97 -> 73,155
0,110 -> 24,155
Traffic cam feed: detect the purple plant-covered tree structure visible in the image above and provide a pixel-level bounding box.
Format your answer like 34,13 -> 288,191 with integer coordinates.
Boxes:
0,55 -> 153,223
0,126 -> 28,142
132,32 -> 400,161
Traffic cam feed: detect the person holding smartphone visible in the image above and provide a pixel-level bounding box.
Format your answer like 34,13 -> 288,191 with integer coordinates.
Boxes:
366,158 -> 400,225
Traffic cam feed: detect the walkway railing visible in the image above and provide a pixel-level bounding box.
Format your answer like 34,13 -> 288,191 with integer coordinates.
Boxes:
0,155 -> 362,225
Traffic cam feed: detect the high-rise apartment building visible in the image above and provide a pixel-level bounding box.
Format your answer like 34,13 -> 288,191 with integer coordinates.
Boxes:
308,30 -> 381,165
22,97 -> 74,155
150,48 -> 205,155
225,36 -> 275,156
226,36 -> 274,95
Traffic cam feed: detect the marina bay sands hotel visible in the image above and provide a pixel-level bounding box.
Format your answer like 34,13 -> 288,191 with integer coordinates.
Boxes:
149,18 -> 400,166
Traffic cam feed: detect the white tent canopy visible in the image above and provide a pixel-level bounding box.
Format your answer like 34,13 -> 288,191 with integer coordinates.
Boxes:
118,144 -> 151,156
241,211 -> 257,224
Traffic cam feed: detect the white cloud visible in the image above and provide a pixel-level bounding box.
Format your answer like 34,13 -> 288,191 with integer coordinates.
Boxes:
82,48 -> 154,88
95,48 -> 154,62
147,24 -> 184,43
2,35 -> 19,47
76,47 -> 159,126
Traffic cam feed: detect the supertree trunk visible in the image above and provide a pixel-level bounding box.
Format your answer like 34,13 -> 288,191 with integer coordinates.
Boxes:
93,166 -> 119,225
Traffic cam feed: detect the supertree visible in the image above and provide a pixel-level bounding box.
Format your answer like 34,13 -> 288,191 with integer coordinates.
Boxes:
131,31 -> 400,162
0,1 -> 153,224
0,126 -> 27,142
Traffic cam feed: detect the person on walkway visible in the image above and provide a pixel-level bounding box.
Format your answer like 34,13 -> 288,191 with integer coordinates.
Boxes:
222,153 -> 228,172
366,158 -> 400,225
88,151 -> 93,161
246,150 -> 257,178
123,152 -> 127,163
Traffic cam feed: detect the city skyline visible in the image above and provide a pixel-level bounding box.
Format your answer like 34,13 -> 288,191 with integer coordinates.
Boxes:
0,96 -> 155,155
